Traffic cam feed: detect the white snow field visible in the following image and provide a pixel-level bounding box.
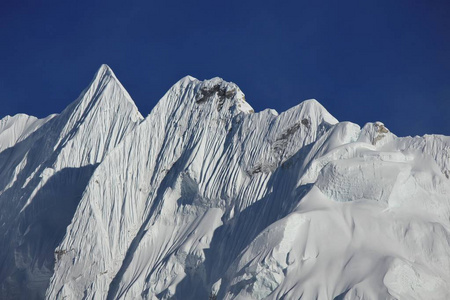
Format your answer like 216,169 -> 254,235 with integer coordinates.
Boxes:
0,65 -> 449,300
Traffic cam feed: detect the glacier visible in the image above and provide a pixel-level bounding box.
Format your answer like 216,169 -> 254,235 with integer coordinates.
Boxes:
0,65 -> 449,299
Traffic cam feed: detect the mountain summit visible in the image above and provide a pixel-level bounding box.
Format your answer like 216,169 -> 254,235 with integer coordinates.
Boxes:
1,65 -> 449,300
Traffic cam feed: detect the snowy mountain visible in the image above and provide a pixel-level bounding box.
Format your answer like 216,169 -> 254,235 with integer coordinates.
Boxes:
1,65 -> 449,300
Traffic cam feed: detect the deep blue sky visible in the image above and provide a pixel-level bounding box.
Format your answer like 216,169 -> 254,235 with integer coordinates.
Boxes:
1,0 -> 449,136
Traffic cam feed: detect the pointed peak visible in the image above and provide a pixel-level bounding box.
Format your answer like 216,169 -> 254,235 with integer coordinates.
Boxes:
99,63 -> 112,72
300,99 -> 330,112
181,75 -> 197,82
302,99 -> 338,123
60,64 -> 143,124
174,75 -> 199,88
86,64 -> 134,103
280,99 -> 338,126
93,64 -> 117,83
77,64 -> 122,102
302,98 -> 321,106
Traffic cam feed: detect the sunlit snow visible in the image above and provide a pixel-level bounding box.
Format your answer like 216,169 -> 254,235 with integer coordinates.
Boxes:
0,65 -> 449,299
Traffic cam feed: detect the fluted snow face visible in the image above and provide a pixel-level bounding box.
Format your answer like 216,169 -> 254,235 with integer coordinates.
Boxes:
0,65 -> 143,299
46,76 -> 338,300
0,113 -> 56,153
1,66 -> 449,300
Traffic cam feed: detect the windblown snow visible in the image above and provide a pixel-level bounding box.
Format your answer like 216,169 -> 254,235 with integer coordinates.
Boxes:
0,65 -> 449,300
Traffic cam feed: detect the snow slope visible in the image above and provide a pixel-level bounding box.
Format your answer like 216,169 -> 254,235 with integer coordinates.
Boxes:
0,65 -> 142,299
1,65 -> 449,299
0,114 -> 56,153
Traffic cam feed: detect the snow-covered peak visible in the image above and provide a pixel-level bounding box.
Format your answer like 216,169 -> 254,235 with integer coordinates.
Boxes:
277,98 -> 338,129
299,99 -> 338,125
97,63 -> 114,76
69,64 -> 141,117
0,65 -> 144,299
93,64 -> 122,86
195,77 -> 254,114
178,75 -> 198,85
51,64 -> 144,166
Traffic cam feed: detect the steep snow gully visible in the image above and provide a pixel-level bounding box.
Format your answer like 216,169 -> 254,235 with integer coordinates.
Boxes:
0,65 -> 449,299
